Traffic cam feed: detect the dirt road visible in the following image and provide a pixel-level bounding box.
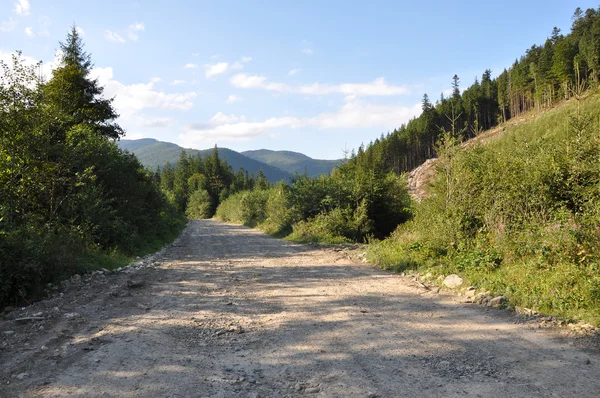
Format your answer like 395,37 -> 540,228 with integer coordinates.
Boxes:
1,220 -> 599,397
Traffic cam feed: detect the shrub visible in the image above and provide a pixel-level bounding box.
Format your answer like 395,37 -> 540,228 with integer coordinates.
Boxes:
186,189 -> 214,219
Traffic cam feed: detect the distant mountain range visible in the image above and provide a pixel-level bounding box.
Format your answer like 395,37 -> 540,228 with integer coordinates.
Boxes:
116,138 -> 341,182
242,149 -> 342,177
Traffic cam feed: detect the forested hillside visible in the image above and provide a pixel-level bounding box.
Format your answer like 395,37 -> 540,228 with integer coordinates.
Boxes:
353,7 -> 600,174
117,139 -> 292,183
242,149 -> 341,177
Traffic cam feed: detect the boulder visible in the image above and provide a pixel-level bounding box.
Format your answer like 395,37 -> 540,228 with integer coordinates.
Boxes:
443,274 -> 463,288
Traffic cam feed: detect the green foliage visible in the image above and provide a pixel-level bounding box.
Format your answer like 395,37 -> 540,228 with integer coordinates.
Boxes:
368,92 -> 600,325
0,29 -> 184,307
214,159 -> 412,244
186,189 -> 214,219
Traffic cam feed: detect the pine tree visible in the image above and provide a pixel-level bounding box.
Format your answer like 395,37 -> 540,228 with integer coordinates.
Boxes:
44,25 -> 123,140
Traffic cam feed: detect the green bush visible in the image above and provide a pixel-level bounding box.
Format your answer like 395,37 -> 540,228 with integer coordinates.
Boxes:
368,93 -> 600,325
186,189 -> 213,219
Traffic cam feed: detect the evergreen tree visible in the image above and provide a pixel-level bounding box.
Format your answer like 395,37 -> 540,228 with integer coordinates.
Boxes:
44,25 -> 123,140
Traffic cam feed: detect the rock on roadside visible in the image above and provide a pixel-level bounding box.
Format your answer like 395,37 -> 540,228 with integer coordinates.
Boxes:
443,274 -> 463,288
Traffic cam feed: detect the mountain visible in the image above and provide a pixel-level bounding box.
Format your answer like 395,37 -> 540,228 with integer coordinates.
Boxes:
117,139 -> 293,183
242,149 -> 342,177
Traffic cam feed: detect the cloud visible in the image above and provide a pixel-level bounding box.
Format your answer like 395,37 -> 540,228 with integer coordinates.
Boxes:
140,117 -> 171,128
0,18 -> 17,32
127,22 -> 145,41
181,114 -> 298,143
210,112 -> 246,124
300,78 -> 409,96
230,73 -> 291,92
230,74 -> 408,97
307,98 -> 421,129
179,97 -> 421,146
105,30 -> 125,43
24,26 -> 34,38
204,57 -> 249,79
288,68 -> 302,76
205,62 -> 229,78
104,22 -> 144,43
192,52 -> 200,57
13,0 -> 30,16
185,63 -> 198,69
0,50 -> 61,81
89,67 -> 197,118
301,39 -> 313,55
170,80 -> 185,85
75,26 -> 85,36
227,95 -> 243,103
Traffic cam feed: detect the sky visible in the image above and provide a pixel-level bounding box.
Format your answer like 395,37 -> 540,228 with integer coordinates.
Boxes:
0,0 -> 596,159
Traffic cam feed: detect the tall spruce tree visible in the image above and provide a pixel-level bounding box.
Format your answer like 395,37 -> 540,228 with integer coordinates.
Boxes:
44,25 -> 123,140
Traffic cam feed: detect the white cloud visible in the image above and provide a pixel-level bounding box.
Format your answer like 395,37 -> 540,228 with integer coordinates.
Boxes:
231,62 -> 243,70
94,70 -> 197,115
105,30 -> 125,43
300,78 -> 409,96
241,56 -> 252,63
302,48 -> 313,55
230,73 -> 291,92
13,0 -> 30,16
0,50 -> 61,81
75,26 -> 85,36
181,115 -> 298,144
150,77 -> 161,83
170,80 -> 185,85
227,95 -> 243,103
180,97 -> 421,146
307,98 -> 421,129
288,68 -> 302,76
192,52 -> 200,57
230,74 -> 408,97
0,18 -> 17,32
127,22 -> 145,41
24,26 -> 34,38
185,63 -> 198,69
205,62 -> 229,78
210,112 -> 246,124
140,116 -> 171,128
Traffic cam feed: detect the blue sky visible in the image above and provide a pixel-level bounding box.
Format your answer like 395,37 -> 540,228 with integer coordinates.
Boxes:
0,1 -> 596,159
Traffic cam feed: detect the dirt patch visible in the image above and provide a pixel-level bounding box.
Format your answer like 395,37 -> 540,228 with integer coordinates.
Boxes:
1,219 -> 599,397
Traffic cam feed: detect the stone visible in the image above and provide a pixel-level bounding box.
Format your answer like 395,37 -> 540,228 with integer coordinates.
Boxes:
126,279 -> 144,289
295,383 -> 302,391
71,274 -> 82,284
64,312 -> 80,319
15,373 -> 29,380
465,289 -> 477,298
305,387 -> 320,393
443,274 -> 463,288
3,331 -> 15,335
489,296 -> 506,307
